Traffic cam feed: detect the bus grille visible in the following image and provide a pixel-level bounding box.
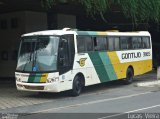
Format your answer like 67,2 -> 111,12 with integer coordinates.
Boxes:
24,85 -> 44,90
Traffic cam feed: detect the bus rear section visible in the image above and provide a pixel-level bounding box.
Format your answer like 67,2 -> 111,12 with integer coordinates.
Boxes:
75,31 -> 152,85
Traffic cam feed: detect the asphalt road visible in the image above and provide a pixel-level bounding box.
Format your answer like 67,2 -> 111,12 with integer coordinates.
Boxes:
1,71 -> 160,119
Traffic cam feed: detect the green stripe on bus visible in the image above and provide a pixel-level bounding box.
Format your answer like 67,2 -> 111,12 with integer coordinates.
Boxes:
28,74 -> 36,83
28,74 -> 41,83
88,52 -> 110,82
77,31 -> 98,36
76,31 -> 89,35
99,52 -> 117,80
34,74 -> 42,82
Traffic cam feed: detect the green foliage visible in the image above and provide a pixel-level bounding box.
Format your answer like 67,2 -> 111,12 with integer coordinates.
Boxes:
41,0 -> 56,8
41,0 -> 160,24
78,0 -> 110,14
115,0 -> 160,24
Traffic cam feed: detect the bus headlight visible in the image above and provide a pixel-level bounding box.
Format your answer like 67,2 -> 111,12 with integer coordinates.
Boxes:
16,77 -> 21,82
47,77 -> 59,83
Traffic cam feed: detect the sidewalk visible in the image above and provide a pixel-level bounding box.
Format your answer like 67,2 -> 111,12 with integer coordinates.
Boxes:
0,79 -> 53,111
136,80 -> 160,87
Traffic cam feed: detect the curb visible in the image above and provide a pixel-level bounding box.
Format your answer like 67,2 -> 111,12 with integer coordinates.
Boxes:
136,80 -> 160,87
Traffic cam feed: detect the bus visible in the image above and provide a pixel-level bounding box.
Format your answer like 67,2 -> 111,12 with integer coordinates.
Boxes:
15,28 -> 152,96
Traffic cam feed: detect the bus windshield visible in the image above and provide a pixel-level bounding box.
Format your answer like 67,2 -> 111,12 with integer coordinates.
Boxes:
16,36 -> 59,72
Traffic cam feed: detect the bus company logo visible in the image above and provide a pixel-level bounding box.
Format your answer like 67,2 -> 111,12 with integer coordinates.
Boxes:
122,52 -> 141,59
121,51 -> 151,60
77,58 -> 87,67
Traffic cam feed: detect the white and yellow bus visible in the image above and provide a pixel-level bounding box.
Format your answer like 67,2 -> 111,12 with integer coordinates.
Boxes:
15,28 -> 152,96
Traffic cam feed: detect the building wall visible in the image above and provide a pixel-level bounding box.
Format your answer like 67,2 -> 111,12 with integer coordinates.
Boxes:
0,11 -> 77,78
0,11 -> 47,78
25,11 -> 47,33
57,14 -> 76,29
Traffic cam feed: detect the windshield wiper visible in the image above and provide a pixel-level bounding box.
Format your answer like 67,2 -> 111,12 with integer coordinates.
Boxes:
32,41 -> 39,71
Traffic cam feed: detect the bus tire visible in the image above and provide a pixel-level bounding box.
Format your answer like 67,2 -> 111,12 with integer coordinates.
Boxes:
70,76 -> 83,96
124,67 -> 133,84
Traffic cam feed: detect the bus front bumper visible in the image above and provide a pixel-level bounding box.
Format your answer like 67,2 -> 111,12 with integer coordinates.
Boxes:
16,81 -> 60,92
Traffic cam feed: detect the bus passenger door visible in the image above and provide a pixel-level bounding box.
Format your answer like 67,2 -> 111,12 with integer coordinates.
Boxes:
58,35 -> 75,90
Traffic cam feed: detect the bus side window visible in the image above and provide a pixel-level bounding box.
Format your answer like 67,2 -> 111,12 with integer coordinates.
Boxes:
96,37 -> 107,51
128,37 -> 132,49
93,37 -> 98,51
77,36 -> 86,52
132,37 -> 137,49
93,37 -> 107,51
108,37 -> 114,51
137,37 -> 142,49
86,36 -> 93,51
120,37 -> 128,50
142,37 -> 150,49
114,37 -> 120,50
132,37 -> 142,49
77,36 -> 93,52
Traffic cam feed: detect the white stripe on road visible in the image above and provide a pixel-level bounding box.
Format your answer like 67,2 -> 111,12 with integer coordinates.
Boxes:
127,104 -> 160,113
98,104 -> 160,119
34,91 -> 151,113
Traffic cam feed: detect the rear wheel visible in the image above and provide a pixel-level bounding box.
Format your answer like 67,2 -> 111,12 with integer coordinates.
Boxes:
70,76 -> 83,96
124,68 -> 133,84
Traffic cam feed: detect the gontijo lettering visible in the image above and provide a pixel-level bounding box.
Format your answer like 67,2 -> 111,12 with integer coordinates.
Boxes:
122,52 -> 141,59
122,51 -> 151,59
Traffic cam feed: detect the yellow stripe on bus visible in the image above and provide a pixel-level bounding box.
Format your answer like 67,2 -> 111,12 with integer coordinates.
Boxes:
40,73 -> 48,83
107,52 -> 123,79
97,32 -> 107,35
107,52 -> 152,79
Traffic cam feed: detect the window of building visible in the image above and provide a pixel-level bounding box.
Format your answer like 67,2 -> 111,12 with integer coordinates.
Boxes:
11,18 -> 18,28
0,19 -> 7,29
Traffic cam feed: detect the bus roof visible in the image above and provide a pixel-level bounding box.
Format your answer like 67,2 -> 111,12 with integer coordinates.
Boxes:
22,30 -> 76,37
22,28 -> 150,37
76,31 -> 150,36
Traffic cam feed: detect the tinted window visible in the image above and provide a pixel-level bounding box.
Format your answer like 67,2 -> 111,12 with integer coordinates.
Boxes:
86,37 -> 93,51
62,35 -> 75,65
77,36 -> 86,52
121,37 -> 129,50
108,37 -> 114,51
115,37 -> 120,50
77,36 -> 93,52
94,37 -> 107,51
132,37 -> 142,49
142,37 -> 150,49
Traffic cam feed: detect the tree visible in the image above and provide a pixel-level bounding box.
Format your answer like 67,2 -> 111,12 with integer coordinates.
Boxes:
41,0 -> 160,25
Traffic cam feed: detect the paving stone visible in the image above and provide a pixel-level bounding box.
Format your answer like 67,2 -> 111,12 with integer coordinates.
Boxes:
0,82 -> 53,110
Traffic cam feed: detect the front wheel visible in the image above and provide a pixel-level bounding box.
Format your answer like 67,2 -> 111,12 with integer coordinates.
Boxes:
70,76 -> 83,96
123,68 -> 133,84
